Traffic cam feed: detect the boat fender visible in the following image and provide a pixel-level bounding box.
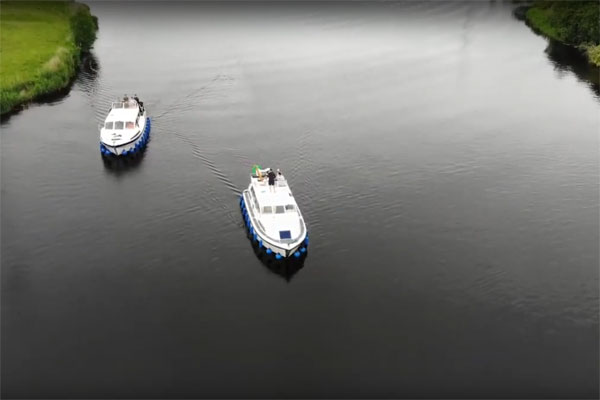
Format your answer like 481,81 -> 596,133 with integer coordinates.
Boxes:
294,251 -> 301,258
275,254 -> 282,260
266,249 -> 272,255
253,233 -> 258,242
258,240 -> 263,248
300,247 -> 306,253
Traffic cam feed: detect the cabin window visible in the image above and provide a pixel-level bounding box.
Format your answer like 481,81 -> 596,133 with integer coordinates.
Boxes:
114,121 -> 124,130
285,204 -> 295,212
263,206 -> 272,214
126,121 -> 135,129
275,206 -> 285,214
104,121 -> 114,129
113,102 -> 123,109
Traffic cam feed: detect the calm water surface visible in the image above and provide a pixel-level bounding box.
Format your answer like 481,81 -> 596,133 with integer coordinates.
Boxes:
2,2 -> 598,398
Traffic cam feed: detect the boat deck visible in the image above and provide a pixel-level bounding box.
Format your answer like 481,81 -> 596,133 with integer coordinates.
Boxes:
249,174 -> 297,208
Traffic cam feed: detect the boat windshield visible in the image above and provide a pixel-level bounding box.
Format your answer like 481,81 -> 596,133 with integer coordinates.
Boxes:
112,102 -> 123,109
263,206 -> 272,214
114,121 -> 124,130
285,204 -> 295,212
275,205 -> 285,214
125,121 -> 135,129
104,121 -> 113,129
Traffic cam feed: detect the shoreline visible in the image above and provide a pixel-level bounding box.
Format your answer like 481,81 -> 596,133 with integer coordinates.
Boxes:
0,1 -> 98,116
519,2 -> 600,67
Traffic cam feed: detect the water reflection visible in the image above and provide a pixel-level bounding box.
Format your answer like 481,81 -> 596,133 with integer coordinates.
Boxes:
241,220 -> 307,281
101,148 -> 148,176
544,40 -> 600,97
77,52 -> 101,94
249,239 -> 307,281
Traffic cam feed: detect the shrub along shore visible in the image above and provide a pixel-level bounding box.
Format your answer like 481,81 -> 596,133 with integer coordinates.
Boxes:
0,1 -> 98,115
524,1 -> 600,66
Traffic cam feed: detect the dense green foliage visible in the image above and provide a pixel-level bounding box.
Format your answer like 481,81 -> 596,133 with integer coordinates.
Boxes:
69,3 -> 98,52
0,1 -> 97,114
526,1 -> 600,66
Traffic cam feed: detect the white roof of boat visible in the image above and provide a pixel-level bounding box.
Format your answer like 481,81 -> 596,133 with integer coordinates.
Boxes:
105,107 -> 139,121
250,175 -> 297,207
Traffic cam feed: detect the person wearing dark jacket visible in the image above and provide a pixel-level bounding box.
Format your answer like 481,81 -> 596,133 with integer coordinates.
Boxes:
267,169 -> 277,192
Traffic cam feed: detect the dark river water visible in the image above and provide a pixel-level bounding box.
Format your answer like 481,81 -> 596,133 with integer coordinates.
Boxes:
2,2 -> 598,398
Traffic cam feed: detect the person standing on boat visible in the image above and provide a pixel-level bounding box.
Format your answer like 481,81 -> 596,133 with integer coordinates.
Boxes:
134,94 -> 143,113
267,169 -> 277,192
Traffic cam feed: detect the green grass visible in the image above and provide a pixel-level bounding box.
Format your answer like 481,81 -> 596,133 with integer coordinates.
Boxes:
0,1 -> 97,114
526,7 -> 561,41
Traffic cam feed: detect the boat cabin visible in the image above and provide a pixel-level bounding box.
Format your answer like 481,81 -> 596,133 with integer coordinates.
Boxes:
248,173 -> 299,217
102,98 -> 144,132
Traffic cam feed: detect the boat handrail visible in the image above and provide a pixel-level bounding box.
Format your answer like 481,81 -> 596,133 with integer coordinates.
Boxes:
111,98 -> 140,110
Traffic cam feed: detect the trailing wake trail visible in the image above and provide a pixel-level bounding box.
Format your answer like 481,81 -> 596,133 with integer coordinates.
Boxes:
167,125 -> 242,229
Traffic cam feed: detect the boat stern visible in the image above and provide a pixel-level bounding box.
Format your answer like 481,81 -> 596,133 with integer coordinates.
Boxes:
240,192 -> 309,260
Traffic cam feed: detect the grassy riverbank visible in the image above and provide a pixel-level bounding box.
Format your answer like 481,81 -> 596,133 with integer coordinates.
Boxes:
525,1 -> 600,66
0,1 -> 98,115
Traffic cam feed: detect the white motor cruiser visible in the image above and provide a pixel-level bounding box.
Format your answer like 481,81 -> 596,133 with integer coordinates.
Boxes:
240,166 -> 309,259
99,95 -> 150,156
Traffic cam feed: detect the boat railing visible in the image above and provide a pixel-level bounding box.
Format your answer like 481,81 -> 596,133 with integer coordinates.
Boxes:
111,99 -> 139,110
